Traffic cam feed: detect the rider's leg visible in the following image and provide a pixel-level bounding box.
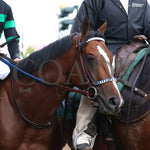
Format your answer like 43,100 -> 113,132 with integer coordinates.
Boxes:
73,95 -> 97,150
0,61 -> 10,80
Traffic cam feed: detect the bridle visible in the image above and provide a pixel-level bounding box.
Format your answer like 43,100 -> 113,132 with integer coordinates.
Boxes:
76,34 -> 116,99
0,34 -> 117,128
1,34 -> 116,98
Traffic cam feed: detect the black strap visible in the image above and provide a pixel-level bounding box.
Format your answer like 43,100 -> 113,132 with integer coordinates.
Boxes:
101,116 -> 119,150
10,73 -> 52,128
117,78 -> 147,97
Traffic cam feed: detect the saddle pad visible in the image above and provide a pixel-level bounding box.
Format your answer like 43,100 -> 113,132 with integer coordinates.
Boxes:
118,48 -> 150,123
55,87 -> 81,120
117,48 -> 149,91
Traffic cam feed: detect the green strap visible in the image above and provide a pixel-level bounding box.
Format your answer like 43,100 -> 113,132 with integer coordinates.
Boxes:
117,48 -> 149,91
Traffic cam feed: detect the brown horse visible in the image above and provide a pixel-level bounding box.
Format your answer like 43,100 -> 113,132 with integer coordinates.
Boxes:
90,35 -> 150,150
0,18 -> 123,150
110,36 -> 150,150
94,36 -> 150,150
57,35 -> 150,150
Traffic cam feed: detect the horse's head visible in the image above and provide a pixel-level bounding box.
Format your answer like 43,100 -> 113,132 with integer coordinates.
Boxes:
77,17 -> 124,115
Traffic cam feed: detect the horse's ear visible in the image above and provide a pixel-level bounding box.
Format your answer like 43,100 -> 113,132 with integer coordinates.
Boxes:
99,21 -> 107,35
80,17 -> 90,40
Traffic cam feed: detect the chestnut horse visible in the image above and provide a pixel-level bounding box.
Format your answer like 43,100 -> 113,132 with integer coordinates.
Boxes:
0,18 -> 123,150
97,36 -> 150,150
91,35 -> 150,150
110,36 -> 150,150
57,35 -> 150,150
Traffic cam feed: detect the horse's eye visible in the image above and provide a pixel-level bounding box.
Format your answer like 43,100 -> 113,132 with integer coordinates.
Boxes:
86,54 -> 96,64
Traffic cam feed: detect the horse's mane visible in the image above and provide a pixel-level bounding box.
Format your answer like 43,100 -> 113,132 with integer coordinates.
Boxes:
17,33 -> 76,75
12,29 -> 103,78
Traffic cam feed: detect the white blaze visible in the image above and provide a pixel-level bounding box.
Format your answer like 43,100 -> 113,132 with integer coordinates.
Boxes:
97,45 -> 111,74
97,45 -> 124,108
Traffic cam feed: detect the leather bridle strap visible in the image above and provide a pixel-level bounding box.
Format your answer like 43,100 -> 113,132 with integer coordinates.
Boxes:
10,73 -> 52,128
1,56 -> 90,96
117,78 -> 147,97
76,34 -> 92,87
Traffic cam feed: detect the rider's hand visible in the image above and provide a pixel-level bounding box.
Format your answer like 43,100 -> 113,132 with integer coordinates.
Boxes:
14,57 -> 21,62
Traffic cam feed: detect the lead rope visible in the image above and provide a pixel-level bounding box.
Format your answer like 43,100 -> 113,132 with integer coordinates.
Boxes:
126,44 -> 150,150
10,73 -> 52,128
1,56 -> 89,96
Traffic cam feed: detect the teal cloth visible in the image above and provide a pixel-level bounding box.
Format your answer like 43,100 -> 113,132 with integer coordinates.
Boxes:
55,87 -> 81,120
117,48 -> 149,91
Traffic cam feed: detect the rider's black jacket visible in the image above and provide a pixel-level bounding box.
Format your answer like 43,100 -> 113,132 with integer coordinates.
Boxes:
0,0 -> 20,59
71,0 -> 150,54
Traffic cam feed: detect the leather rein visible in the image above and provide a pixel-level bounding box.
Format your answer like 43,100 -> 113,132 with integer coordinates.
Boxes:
1,34 -> 116,98
0,34 -> 116,128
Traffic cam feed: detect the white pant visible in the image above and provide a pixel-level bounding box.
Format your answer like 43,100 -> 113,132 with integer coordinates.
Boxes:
0,61 -> 10,80
73,96 -> 97,147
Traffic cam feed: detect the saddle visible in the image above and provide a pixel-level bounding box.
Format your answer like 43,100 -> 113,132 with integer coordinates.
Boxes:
115,35 -> 148,78
115,35 -> 150,123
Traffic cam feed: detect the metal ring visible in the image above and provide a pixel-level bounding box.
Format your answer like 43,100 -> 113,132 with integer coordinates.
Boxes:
87,86 -> 98,100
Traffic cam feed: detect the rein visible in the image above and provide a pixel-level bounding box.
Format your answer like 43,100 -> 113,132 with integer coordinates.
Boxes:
0,57 -> 89,96
0,35 -> 116,96
0,35 -> 117,128
10,73 -> 52,128
1,56 -> 90,129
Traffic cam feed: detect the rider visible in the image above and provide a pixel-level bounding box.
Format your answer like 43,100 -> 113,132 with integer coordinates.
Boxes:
0,0 -> 20,80
70,0 -> 150,149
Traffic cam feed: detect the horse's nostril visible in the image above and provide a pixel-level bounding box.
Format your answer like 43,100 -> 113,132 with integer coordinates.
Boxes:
108,97 -> 119,110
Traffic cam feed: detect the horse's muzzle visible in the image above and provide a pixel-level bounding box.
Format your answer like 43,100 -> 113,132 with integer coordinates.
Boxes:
87,86 -> 123,115
96,96 -> 122,115
107,97 -> 120,111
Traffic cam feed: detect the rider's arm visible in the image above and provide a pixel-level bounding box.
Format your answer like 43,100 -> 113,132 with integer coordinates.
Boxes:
4,3 -> 20,60
70,0 -> 105,34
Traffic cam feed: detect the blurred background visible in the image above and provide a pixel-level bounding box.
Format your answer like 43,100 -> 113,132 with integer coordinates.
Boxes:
1,0 -> 83,58
1,0 -> 150,58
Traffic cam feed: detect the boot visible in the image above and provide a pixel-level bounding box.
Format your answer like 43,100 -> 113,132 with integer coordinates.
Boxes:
75,118 -> 97,150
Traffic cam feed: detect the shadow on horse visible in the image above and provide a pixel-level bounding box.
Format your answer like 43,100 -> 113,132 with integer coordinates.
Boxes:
0,18 -> 123,150
58,25 -> 150,150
